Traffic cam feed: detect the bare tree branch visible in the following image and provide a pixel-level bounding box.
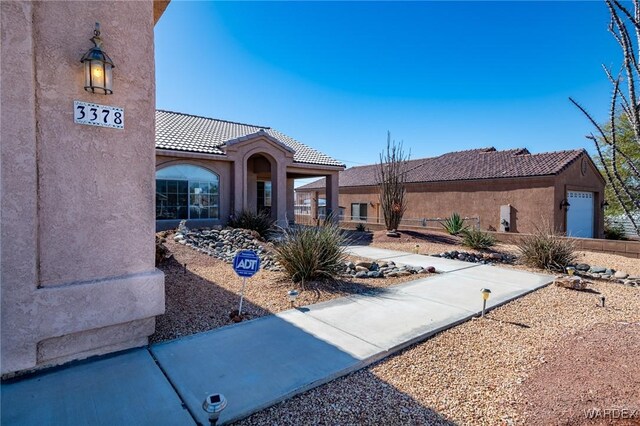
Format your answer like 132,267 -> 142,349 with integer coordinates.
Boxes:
376,132 -> 410,231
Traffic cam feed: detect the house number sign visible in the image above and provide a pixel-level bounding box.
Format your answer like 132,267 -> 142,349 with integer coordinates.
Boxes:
74,100 -> 124,129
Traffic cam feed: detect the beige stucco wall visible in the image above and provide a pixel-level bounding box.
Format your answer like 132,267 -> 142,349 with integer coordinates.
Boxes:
333,177 -> 555,233
1,1 -> 164,376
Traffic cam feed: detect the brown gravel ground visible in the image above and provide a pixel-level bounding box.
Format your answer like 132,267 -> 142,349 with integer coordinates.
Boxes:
520,322 -> 640,426
367,229 -> 640,276
150,235 -> 423,343
154,228 -> 640,425
237,280 -> 640,426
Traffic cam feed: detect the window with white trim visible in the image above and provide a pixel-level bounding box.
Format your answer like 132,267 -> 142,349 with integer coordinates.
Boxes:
351,203 -> 368,221
156,165 -> 219,220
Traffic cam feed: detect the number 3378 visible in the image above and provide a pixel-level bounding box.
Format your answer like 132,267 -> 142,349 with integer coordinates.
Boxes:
74,102 -> 123,129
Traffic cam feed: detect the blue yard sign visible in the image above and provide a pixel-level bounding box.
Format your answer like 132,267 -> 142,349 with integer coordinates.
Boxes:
233,250 -> 261,278
233,250 -> 261,315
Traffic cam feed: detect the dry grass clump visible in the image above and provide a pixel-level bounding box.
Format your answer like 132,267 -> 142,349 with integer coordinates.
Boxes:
517,226 -> 576,271
273,223 -> 348,284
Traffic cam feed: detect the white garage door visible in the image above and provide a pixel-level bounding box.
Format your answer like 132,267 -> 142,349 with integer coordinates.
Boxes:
567,191 -> 594,238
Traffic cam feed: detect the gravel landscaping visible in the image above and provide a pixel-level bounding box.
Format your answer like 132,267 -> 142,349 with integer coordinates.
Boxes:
150,234 -> 421,343
154,226 -> 640,424
367,229 -> 640,280
236,279 -> 640,425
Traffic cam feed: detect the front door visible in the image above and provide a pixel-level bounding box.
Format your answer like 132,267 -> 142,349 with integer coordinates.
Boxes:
257,181 -> 272,216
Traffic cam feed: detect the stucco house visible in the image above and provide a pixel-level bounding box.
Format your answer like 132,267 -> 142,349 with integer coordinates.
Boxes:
296,147 -> 606,238
155,110 -> 345,230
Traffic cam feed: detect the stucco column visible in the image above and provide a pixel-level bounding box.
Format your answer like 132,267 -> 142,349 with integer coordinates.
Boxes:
232,159 -> 245,216
311,191 -> 319,221
274,162 -> 287,226
286,177 -> 295,225
1,1 -> 163,376
326,172 -> 339,221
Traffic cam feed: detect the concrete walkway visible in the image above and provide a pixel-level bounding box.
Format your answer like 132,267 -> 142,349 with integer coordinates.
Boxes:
1,247 -> 553,425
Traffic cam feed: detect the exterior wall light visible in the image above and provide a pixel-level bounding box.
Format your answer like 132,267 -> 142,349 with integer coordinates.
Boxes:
480,288 -> 491,317
601,200 -> 609,209
559,199 -> 570,211
81,22 -> 114,95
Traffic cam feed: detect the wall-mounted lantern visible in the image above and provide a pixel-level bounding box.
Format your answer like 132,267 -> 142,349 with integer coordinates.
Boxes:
601,200 -> 609,209
81,23 -> 114,95
559,199 -> 570,211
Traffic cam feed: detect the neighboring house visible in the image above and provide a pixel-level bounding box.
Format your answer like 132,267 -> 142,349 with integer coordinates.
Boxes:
296,147 -> 606,238
155,110 -> 345,230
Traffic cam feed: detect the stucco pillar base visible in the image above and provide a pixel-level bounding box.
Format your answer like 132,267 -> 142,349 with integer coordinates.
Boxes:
36,318 -> 155,367
1,269 -> 165,377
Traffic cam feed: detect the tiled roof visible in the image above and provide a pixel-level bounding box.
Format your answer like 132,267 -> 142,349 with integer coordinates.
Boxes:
297,147 -> 587,190
155,110 -> 344,167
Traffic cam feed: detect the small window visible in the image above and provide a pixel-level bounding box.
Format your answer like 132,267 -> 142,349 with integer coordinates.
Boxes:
351,203 -> 368,221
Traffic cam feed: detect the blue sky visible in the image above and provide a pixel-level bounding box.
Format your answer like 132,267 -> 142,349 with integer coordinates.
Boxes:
155,1 -> 618,170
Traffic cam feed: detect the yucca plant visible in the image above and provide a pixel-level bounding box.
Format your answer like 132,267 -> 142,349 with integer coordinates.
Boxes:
517,226 -> 576,271
461,228 -> 495,250
273,223 -> 348,284
441,212 -> 468,235
227,209 -> 275,239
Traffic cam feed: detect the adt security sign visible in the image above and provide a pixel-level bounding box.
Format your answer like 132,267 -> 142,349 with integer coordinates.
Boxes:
233,250 -> 260,315
233,250 -> 260,278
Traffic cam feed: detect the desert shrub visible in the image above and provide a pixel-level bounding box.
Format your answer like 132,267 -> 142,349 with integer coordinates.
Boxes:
461,228 -> 495,250
355,222 -> 367,232
441,212 -> 468,235
604,221 -> 627,240
227,209 -> 275,238
517,227 -> 576,271
273,223 -> 348,283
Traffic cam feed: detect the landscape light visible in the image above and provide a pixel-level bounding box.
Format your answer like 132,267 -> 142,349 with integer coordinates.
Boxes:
81,23 -> 114,95
481,288 -> 491,318
202,393 -> 227,425
287,289 -> 299,307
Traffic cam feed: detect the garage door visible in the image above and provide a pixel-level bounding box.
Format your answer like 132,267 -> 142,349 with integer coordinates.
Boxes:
566,191 -> 594,238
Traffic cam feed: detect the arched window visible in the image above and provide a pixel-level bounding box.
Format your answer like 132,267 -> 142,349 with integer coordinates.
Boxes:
156,164 -> 219,220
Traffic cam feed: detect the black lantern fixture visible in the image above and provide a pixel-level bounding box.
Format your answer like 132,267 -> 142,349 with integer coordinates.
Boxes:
81,23 -> 114,95
560,199 -> 571,211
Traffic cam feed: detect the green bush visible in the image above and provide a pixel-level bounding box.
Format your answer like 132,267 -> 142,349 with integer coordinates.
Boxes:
441,212 -> 468,235
517,227 -> 576,271
355,222 -> 367,232
604,221 -> 627,240
273,223 -> 348,283
227,209 -> 275,238
461,228 -> 495,250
